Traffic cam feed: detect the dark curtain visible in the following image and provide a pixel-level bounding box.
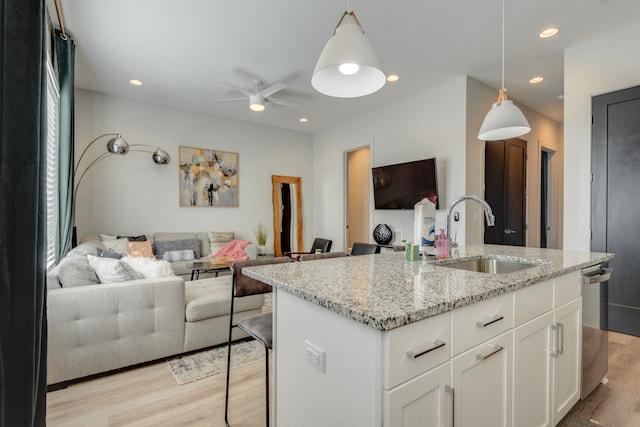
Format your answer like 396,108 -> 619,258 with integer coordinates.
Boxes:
55,30 -> 75,258
0,0 -> 48,426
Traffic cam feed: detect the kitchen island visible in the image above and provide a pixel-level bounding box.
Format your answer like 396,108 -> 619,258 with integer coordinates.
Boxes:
244,244 -> 613,427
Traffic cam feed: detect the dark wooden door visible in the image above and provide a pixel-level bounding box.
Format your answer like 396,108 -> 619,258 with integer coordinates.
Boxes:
484,138 -> 527,246
592,85 -> 640,336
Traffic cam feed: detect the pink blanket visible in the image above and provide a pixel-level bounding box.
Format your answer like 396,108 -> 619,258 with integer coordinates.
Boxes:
213,240 -> 251,261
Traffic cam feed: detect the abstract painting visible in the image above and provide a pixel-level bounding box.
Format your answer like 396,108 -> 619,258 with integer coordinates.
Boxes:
179,146 -> 239,207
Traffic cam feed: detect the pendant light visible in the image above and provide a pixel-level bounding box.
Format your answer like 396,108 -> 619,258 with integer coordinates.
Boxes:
311,9 -> 385,98
478,0 -> 531,141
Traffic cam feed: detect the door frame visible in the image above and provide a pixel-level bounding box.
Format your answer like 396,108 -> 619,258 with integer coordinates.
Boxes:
344,145 -> 372,252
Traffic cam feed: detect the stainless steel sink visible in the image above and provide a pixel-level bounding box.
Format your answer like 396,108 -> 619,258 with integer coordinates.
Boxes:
438,257 -> 539,274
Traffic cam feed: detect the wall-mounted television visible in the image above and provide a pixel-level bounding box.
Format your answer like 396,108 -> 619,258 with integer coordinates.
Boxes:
372,157 -> 439,209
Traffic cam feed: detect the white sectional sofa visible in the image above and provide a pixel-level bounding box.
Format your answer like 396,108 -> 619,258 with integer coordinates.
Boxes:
46,232 -> 262,386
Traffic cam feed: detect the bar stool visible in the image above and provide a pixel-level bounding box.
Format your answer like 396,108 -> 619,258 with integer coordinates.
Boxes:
224,257 -> 294,427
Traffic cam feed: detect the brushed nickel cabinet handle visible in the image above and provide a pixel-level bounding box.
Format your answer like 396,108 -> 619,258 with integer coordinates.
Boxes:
557,322 -> 564,355
551,324 -> 559,357
406,339 -> 446,359
476,314 -> 504,328
445,385 -> 454,427
476,344 -> 504,361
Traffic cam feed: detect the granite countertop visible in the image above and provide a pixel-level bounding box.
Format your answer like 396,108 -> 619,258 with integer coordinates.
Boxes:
243,244 -> 614,331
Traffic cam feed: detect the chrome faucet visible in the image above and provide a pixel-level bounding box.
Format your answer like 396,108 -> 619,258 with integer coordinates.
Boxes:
445,195 -> 496,243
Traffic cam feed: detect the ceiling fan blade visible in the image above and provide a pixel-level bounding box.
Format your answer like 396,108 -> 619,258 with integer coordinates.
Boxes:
215,97 -> 247,103
258,82 -> 286,98
266,97 -> 300,108
218,80 -> 252,97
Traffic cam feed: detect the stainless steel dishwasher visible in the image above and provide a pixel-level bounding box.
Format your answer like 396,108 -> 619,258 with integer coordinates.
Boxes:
581,264 -> 613,399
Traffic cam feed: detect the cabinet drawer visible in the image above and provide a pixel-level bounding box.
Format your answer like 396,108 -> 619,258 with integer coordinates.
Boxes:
382,311 -> 451,390
514,279 -> 553,327
554,271 -> 581,307
451,292 -> 513,356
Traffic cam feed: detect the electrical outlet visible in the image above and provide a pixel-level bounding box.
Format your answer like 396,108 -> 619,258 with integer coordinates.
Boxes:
304,340 -> 326,373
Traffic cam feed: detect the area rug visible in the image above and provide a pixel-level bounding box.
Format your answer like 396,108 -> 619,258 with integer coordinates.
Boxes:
166,339 -> 266,385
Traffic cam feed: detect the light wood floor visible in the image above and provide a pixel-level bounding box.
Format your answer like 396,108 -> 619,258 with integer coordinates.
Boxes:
568,331 -> 640,427
46,347 -> 271,427
47,332 -> 640,427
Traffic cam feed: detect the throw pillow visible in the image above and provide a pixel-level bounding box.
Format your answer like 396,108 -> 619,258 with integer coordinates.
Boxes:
102,238 -> 130,255
162,249 -> 195,262
208,231 -> 235,254
128,240 -> 154,258
97,248 -> 124,259
99,233 -> 118,241
153,238 -> 200,260
121,256 -> 174,279
87,254 -> 144,283
118,234 -> 147,242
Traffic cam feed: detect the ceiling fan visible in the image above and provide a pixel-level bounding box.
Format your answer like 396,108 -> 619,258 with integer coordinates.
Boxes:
216,79 -> 300,112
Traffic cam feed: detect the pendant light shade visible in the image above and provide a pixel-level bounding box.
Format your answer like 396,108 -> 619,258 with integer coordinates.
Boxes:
478,0 -> 531,141
478,90 -> 531,140
312,11 -> 385,98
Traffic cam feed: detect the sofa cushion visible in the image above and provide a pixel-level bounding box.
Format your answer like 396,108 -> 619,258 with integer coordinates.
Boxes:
68,240 -> 105,257
153,238 -> 201,260
57,255 -> 100,288
87,254 -> 144,283
185,277 -> 264,322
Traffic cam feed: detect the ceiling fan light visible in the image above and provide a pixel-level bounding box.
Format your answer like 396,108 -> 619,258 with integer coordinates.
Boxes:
249,95 -> 266,112
312,22 -> 385,98
478,99 -> 531,141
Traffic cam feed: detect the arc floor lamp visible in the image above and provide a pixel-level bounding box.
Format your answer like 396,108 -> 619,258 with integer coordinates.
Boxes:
72,133 -> 170,246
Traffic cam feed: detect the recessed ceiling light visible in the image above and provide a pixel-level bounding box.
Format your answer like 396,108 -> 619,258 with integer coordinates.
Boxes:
539,27 -> 559,39
386,74 -> 399,82
129,79 -> 143,86
299,117 -> 309,123
529,76 -> 544,84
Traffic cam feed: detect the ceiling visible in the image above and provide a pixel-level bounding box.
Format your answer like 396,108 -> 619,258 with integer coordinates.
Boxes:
53,0 -> 640,134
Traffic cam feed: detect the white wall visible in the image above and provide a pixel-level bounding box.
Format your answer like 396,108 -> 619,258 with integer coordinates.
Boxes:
564,23 -> 640,251
467,78 -> 562,248
74,90 -> 313,249
312,76 -> 469,252
311,75 -> 561,253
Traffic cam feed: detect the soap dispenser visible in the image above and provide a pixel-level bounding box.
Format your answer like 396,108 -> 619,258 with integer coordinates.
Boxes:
436,229 -> 450,259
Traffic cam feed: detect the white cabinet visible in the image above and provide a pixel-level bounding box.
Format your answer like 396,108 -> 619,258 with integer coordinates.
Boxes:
451,331 -> 513,427
383,312 -> 451,427
552,298 -> 582,424
384,362 -> 451,427
273,270 -> 583,427
512,272 -> 582,427
513,311 -> 554,427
